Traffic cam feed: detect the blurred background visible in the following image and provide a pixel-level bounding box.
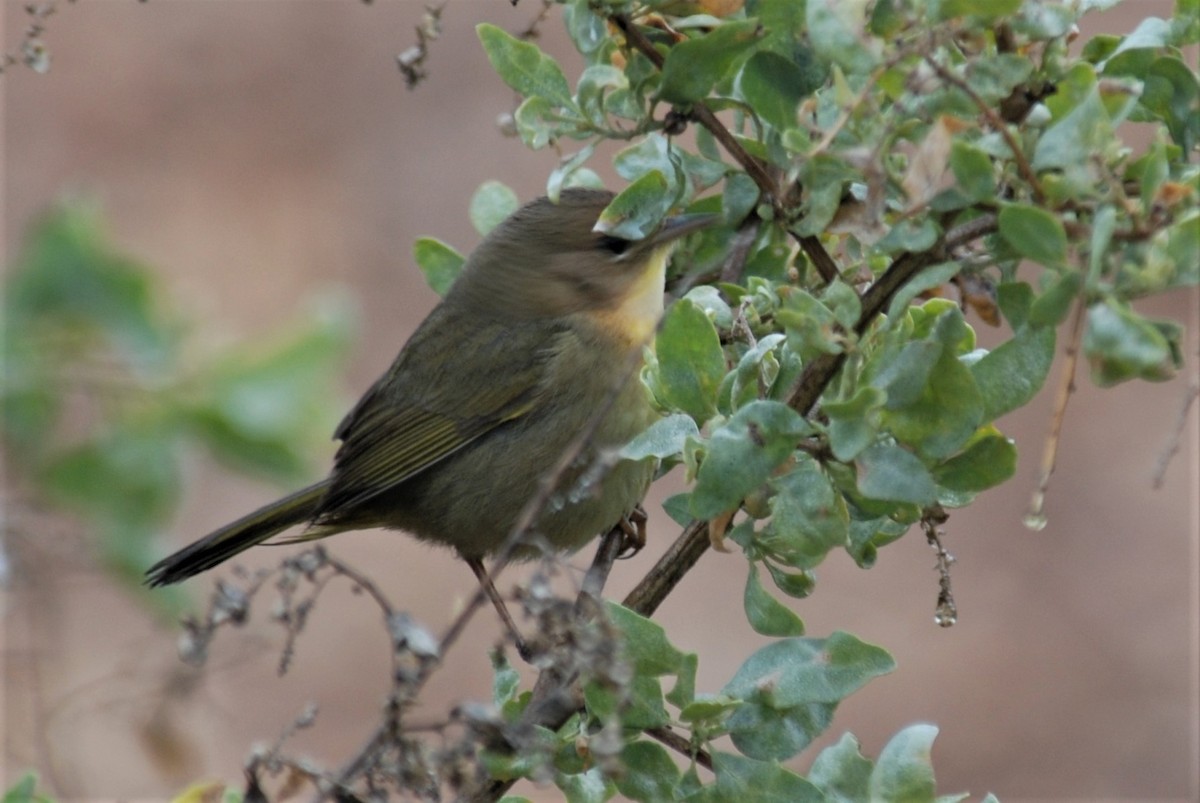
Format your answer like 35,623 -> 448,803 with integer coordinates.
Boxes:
2,1 -> 1197,800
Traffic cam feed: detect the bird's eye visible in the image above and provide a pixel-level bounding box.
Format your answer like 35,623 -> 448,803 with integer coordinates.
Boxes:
597,234 -> 632,256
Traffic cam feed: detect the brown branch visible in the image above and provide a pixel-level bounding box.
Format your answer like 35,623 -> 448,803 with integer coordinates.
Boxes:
646,725 -> 714,772
626,212 -> 1000,618
611,14 -> 779,207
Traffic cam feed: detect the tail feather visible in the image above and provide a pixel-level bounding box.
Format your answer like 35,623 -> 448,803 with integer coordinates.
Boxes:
145,480 -> 330,587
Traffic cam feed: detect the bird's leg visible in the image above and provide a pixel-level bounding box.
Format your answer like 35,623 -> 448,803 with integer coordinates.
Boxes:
465,557 -> 533,662
616,504 -> 648,559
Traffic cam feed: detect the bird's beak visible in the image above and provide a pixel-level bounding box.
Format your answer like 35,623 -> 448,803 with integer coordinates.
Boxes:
649,212 -> 720,247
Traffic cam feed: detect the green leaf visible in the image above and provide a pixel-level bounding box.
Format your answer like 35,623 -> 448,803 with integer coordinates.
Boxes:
691,401 -> 811,520
652,297 -> 726,422
970,325 -> 1056,421
411,237 -> 465,296
620,413 -> 699,461
736,51 -> 813,130
723,635 -> 894,761
703,753 -> 824,802
1083,299 -> 1177,385
761,456 -> 851,568
723,172 -> 760,225
723,632 -> 895,707
744,564 -> 805,636
563,0 -> 606,55
1027,271 -> 1082,327
808,733 -> 874,803
605,601 -> 689,677
823,385 -> 885,461
856,442 -> 937,505
765,562 -> 816,599
1033,81 -> 1113,177
998,204 -> 1068,267
880,311 -> 985,460
659,20 -> 764,104
932,430 -> 1017,494
594,170 -> 674,241
948,141 -> 996,201
617,741 -> 682,803
869,724 -> 939,803
469,180 -> 520,236
477,24 -> 573,107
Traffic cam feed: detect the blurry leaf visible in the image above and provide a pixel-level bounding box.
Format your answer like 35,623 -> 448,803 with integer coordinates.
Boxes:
659,20 -> 763,104
554,768 -> 613,803
808,733 -> 873,803
652,297 -> 726,422
856,442 -> 937,505
806,0 -> 880,75
1028,271 -> 1082,327
189,301 -> 353,479
868,724 -> 939,803
469,180 -> 520,236
595,170 -> 674,240
964,53 -> 1034,102
932,0 -> 1021,21
723,172 -> 760,225
616,741 -> 682,803
1084,299 -> 1178,385
563,0 -> 606,55
605,602 -> 690,677
477,24 -> 573,107
744,564 -> 805,636
412,237 -> 465,296
736,51 -> 813,130
703,752 -> 823,802
998,204 -> 1068,267
691,401 -> 811,520
902,117 -> 964,209
948,140 -> 996,201
5,203 -> 176,367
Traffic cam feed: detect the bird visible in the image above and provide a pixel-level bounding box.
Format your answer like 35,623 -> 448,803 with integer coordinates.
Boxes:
145,188 -> 713,633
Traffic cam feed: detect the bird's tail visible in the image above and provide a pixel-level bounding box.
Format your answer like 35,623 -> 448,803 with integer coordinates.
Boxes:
145,480 -> 330,587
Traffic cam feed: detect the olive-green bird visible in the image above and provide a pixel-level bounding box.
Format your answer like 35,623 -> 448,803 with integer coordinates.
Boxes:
145,189 -> 712,593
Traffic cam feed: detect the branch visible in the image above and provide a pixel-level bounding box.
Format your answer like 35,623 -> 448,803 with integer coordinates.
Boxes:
625,212 -> 999,618
924,56 -> 1044,203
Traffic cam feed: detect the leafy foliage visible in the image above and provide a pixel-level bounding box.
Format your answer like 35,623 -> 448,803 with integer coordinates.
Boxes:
2,202 -> 353,611
470,0 -> 1196,798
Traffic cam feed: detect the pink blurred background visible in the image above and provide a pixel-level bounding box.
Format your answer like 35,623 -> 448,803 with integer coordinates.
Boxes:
3,1 -> 1196,800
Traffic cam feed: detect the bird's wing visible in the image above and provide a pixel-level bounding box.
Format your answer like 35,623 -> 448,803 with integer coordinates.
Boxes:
314,314 -> 559,520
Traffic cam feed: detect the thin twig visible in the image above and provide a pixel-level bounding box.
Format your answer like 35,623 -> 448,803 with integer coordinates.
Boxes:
1152,378 -> 1200,489
924,55 -> 1044,203
1026,294 -> 1088,529
646,726 -> 714,772
611,14 -> 779,205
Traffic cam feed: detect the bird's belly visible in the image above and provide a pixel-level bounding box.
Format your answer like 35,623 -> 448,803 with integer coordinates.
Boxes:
368,374 -> 656,560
